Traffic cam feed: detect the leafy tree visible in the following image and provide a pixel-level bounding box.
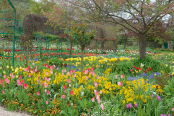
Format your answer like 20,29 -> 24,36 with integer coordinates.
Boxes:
64,0 -> 174,59
29,0 -> 56,14
166,15 -> 174,50
68,23 -> 96,77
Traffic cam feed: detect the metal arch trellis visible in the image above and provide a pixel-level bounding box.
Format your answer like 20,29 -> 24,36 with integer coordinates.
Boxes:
0,0 -> 16,67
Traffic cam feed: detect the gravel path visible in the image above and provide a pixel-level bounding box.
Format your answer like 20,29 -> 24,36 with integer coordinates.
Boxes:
0,105 -> 31,116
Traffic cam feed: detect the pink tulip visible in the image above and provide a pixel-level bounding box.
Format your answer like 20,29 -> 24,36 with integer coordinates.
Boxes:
37,91 -> 40,95
121,75 -> 124,79
102,106 -> 105,110
96,95 -> 100,100
74,74 -> 76,77
28,75 -> 31,77
131,69 -> 134,71
12,75 -> 15,78
95,91 -> 98,96
1,79 -> 3,84
118,82 -> 123,86
94,82 -> 98,87
69,84 -> 71,87
126,103 -> 132,108
17,82 -> 23,86
70,70 -> 73,75
92,72 -> 95,76
97,76 -> 99,79
45,82 -> 48,88
47,91 -> 50,95
46,101 -> 48,104
100,90 -> 102,94
45,89 -> 47,92
157,96 -> 161,101
62,73 -> 64,75
5,78 -> 10,84
62,95 -> 66,99
92,67 -> 94,71
67,79 -> 70,83
135,103 -> 138,107
46,72 -> 48,75
70,90 -> 73,95
4,75 -> 6,78
101,104 -> 105,110
86,76 -> 88,80
97,99 -> 100,103
50,71 -> 53,74
115,75 -> 118,79
3,84 -> 5,87
2,90 -> 5,94
92,97 -> 95,102
47,78 -> 51,82
85,70 -> 88,74
23,83 -> 28,89
67,72 -> 69,76
19,76 -> 22,79
64,85 -> 67,89
17,79 -> 20,83
172,108 -> 174,111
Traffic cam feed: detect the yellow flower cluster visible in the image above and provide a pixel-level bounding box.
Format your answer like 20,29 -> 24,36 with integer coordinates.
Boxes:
9,65 -> 162,106
65,56 -> 131,64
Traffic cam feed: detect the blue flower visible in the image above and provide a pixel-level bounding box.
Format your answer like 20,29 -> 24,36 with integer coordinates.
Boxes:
73,66 -> 76,68
67,65 -> 71,69
76,69 -> 80,71
128,77 -> 133,81
34,58 -> 38,61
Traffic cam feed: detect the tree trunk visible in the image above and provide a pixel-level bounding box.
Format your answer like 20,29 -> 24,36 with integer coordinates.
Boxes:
139,33 -> 146,59
124,37 -> 127,49
69,41 -> 73,58
81,49 -> 84,78
173,41 -> 174,51
26,47 -> 28,66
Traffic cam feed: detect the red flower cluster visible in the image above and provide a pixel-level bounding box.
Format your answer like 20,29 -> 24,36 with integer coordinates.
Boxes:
133,66 -> 142,70
145,67 -> 152,73
4,49 -> 11,52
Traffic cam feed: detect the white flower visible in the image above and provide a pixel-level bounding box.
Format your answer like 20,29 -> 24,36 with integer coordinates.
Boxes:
140,63 -> 144,67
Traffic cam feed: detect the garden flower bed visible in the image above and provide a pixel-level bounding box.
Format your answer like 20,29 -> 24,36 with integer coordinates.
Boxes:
0,49 -> 174,116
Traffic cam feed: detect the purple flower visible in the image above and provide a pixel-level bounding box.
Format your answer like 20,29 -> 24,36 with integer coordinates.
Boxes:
135,103 -> 138,107
152,94 -> 154,98
126,103 -> 132,108
157,96 -> 161,101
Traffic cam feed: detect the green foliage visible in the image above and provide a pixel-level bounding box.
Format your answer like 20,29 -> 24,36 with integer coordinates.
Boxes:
29,0 -> 56,14
33,31 -> 45,37
48,57 -> 63,67
111,61 -> 133,75
154,74 -> 172,88
163,77 -> 174,99
131,56 -> 170,73
68,23 -> 96,50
